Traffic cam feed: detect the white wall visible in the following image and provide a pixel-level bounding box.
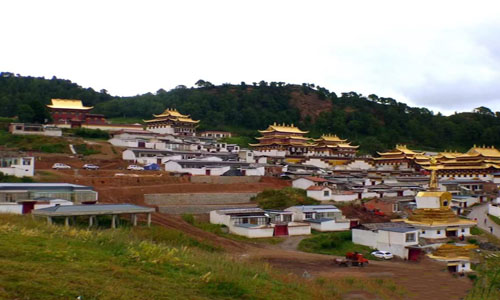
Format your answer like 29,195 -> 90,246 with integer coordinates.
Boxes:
419,228 -> 447,239
307,189 -> 332,201
310,220 -> 350,232
416,195 -> 441,209
331,193 -> 358,202
352,229 -> 378,248
253,149 -> 286,158
353,229 -> 418,259
0,157 -> 35,178
292,178 -> 314,190
146,126 -> 175,134
244,167 -> 265,176
209,210 -> 232,226
347,160 -> 372,170
303,158 -> 331,169
287,223 -> 311,235
0,203 -> 23,214
230,225 -> 274,238
489,204 -> 500,217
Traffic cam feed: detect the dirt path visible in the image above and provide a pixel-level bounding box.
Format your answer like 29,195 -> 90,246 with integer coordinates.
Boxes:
149,214 -> 472,300
468,203 -> 500,238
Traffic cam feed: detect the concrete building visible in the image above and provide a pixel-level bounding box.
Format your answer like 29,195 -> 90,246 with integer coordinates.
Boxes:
0,155 -> 34,178
352,222 -> 420,260
285,205 -> 350,231
209,208 -> 310,238
0,183 -> 98,204
9,123 -> 62,137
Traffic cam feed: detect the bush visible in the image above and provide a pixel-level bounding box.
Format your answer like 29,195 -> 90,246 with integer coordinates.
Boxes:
253,187 -> 320,210
467,238 -> 479,245
298,231 -> 375,259
488,214 -> 500,226
72,128 -> 110,139
73,144 -> 100,156
470,226 -> 483,235
0,173 -> 34,183
181,213 -> 195,225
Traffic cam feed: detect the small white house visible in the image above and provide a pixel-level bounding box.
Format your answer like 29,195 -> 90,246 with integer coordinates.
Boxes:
292,176 -> 329,190
209,208 -> 310,238
9,123 -> 62,137
352,223 -> 420,259
285,205 -> 350,231
0,156 -> 35,178
306,186 -> 333,201
0,198 -> 73,214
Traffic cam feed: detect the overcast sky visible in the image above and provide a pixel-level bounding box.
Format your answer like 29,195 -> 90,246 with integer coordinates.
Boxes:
2,0 -> 500,114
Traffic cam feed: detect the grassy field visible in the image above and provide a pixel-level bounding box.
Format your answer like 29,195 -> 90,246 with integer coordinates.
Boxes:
298,231 -> 376,259
0,130 -> 69,153
488,214 -> 500,226
0,214 -> 408,300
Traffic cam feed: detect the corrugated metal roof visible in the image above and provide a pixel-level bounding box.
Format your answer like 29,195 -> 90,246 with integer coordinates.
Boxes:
32,204 -> 155,216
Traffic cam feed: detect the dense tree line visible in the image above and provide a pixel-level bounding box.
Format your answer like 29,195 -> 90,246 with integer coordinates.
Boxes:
1,72 -> 499,154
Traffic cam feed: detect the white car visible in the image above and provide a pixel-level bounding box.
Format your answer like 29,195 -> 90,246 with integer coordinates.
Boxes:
52,163 -> 71,169
127,165 -> 144,171
371,250 -> 394,260
82,164 -> 100,170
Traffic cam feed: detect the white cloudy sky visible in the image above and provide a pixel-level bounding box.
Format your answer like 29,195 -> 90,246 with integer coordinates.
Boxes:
2,0 -> 500,114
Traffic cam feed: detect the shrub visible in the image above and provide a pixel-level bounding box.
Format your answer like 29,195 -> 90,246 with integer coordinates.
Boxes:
488,214 -> 500,226
470,226 -> 483,235
72,128 -> 110,139
0,173 -> 34,183
74,144 -> 100,156
467,238 -> 479,245
253,187 -> 320,210
181,213 -> 195,225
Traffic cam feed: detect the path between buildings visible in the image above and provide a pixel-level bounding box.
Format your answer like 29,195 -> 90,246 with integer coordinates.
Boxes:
468,203 -> 500,238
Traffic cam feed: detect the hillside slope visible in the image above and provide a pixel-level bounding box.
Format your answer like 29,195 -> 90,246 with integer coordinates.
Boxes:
1,73 -> 500,153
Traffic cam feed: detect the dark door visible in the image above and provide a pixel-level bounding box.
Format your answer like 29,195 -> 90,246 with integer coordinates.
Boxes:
446,230 -> 457,237
21,201 -> 36,214
205,169 -> 211,175
138,141 -> 146,148
408,248 -> 421,261
274,225 -> 289,236
447,265 -> 458,273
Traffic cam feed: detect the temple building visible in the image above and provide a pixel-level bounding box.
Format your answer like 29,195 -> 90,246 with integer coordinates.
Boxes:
404,158 -> 476,239
427,243 -> 476,273
373,144 -> 429,170
312,134 -> 359,157
47,99 -> 107,127
417,146 -> 500,180
250,123 -> 315,157
144,108 -> 199,136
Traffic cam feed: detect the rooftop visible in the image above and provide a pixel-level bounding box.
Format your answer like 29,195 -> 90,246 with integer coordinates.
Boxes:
47,99 -> 93,110
0,183 -> 93,191
32,204 -> 155,216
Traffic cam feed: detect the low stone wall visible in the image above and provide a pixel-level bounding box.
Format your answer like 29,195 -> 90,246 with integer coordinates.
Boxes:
145,192 -> 257,205
190,176 -> 261,184
158,203 -> 257,214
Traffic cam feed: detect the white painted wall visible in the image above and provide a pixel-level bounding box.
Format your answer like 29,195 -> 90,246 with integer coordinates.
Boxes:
353,228 -> 418,259
416,195 -> 441,209
230,225 -> 274,238
287,223 -> 311,235
303,158 -> 331,169
347,160 -> 372,170
307,188 -> 332,201
489,204 -> 500,217
0,157 -> 35,178
292,178 -> 315,190
310,220 -> 350,232
253,149 -> 286,158
331,193 -> 358,202
146,126 -> 175,134
243,167 -> 265,176
352,229 -> 378,248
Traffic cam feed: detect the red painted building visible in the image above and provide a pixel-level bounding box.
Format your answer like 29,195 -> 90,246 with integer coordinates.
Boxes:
47,99 -> 107,127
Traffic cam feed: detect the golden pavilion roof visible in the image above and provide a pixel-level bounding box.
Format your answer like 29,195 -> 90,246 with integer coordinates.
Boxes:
427,244 -> 477,261
376,144 -> 422,156
153,108 -> 189,118
314,134 -> 347,142
145,108 -> 199,124
256,135 -> 311,141
466,145 -> 500,158
258,123 -> 309,134
47,99 -> 93,110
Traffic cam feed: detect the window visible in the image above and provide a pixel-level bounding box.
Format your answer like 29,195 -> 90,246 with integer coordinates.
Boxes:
462,264 -> 465,268
437,230 -> 441,234
405,233 -> 416,242
283,214 -> 292,222
461,229 -> 465,233
305,212 -> 313,219
323,190 -> 330,197
422,230 -> 426,234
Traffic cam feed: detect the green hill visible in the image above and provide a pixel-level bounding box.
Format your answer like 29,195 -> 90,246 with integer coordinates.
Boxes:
1,73 -> 500,154
0,214 -> 407,299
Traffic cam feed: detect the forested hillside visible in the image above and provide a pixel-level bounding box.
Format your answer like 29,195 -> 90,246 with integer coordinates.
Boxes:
1,73 -> 500,154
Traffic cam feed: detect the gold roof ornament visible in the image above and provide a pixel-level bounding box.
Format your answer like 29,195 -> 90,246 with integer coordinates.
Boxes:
47,99 -> 93,110
258,123 -> 309,134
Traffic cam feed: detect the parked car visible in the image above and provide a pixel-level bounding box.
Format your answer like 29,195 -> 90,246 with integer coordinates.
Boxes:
144,163 -> 160,171
371,250 -> 394,260
127,165 -> 144,171
52,163 -> 71,169
82,164 -> 100,170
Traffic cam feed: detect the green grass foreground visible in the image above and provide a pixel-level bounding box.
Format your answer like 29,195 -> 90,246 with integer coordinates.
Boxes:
0,214 -> 411,300
298,231 -> 376,259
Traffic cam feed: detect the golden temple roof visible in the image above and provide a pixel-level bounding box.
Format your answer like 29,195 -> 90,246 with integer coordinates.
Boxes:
376,144 -> 422,156
256,135 -> 311,141
314,134 -> 347,142
466,145 -> 500,158
47,99 -> 93,110
427,244 -> 477,261
153,108 -> 189,118
258,123 -> 309,134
